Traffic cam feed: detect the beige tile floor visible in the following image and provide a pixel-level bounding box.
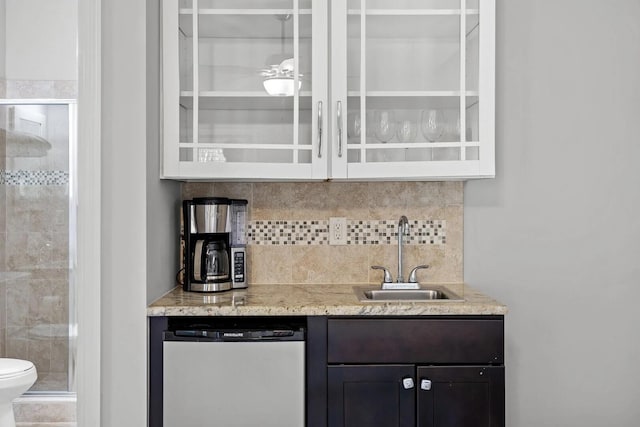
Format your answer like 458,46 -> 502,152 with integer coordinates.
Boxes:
29,373 -> 69,392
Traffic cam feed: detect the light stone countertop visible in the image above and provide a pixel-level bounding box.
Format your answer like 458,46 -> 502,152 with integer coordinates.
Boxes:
147,283 -> 507,317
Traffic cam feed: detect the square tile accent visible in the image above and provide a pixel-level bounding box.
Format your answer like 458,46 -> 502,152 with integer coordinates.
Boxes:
1,170 -> 69,186
248,220 -> 329,245
248,219 -> 445,246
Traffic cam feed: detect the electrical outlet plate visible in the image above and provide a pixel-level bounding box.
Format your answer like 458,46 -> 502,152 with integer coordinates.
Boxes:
329,217 -> 347,245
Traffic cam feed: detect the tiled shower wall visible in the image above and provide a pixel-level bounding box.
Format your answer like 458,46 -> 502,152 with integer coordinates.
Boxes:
182,181 -> 463,284
1,184 -> 69,391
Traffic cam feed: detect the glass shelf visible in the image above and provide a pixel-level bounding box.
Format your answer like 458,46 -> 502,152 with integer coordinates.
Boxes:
179,93 -> 313,110
347,9 -> 479,16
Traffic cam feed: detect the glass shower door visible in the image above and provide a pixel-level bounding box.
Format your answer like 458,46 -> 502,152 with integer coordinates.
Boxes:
0,100 -> 76,393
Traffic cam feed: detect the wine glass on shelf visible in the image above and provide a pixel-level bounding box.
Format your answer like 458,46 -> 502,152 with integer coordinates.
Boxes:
373,110 -> 396,143
396,111 -> 418,143
347,112 -> 361,142
396,118 -> 418,143
420,109 -> 445,142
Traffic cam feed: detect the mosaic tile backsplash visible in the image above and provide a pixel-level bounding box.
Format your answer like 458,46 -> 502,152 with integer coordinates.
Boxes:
249,220 -> 446,245
182,181 -> 463,284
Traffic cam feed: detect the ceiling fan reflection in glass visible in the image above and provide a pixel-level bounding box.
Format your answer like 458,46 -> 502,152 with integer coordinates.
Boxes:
257,14 -> 302,97
260,58 -> 303,97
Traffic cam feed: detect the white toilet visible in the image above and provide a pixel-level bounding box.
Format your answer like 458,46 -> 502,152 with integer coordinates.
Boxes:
0,358 -> 37,427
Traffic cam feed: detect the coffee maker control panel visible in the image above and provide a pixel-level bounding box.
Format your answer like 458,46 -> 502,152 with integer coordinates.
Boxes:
232,249 -> 246,286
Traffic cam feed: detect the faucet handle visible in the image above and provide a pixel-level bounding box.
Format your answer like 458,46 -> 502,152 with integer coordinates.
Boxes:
408,265 -> 429,283
371,266 -> 393,284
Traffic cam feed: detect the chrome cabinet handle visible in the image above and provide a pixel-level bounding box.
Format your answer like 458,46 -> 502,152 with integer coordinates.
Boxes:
317,101 -> 323,158
402,378 -> 415,390
420,379 -> 432,391
337,101 -> 343,158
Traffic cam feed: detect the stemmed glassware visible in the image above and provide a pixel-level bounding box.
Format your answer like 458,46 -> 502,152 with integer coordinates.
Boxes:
420,109 -> 445,142
347,112 -> 361,142
373,110 -> 396,143
396,118 -> 417,143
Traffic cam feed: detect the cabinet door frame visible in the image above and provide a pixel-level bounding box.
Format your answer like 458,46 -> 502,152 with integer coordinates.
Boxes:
329,0 -> 496,181
417,365 -> 505,427
328,364 -> 416,427
161,0 -> 181,179
161,0 -> 329,180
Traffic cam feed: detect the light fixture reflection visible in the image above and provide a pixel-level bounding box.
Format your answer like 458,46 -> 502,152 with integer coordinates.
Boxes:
260,58 -> 303,97
262,77 -> 303,97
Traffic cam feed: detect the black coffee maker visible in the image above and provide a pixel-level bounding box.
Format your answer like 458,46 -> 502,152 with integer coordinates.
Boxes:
182,197 -> 248,292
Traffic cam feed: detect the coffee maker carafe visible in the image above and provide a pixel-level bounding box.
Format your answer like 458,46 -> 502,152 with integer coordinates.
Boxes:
183,197 -> 248,292
194,240 -> 229,283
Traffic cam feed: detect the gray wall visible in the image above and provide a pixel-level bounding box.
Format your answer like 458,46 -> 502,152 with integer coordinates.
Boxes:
100,0 -> 640,424
101,0 -> 147,425
146,0 -> 180,305
101,0 -> 179,424
3,0 -> 76,80
465,1 -> 640,425
0,0 -> 5,80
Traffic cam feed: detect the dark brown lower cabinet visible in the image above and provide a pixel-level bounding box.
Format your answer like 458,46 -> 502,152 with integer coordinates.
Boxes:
150,316 -> 505,427
325,316 -> 505,427
328,365 -> 504,427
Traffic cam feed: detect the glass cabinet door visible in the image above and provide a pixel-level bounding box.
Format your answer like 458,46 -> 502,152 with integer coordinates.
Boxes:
163,0 -> 328,179
331,0 -> 494,180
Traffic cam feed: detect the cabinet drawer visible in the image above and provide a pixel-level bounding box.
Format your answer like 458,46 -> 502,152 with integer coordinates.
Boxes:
327,317 -> 503,364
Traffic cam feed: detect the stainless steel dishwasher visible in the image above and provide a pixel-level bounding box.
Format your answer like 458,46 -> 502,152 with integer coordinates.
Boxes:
163,318 -> 306,427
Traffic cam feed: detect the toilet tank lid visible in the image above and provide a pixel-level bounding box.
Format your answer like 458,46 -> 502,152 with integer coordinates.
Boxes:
0,358 -> 35,378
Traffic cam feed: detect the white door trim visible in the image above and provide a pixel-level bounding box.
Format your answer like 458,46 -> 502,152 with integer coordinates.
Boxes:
77,0 -> 101,424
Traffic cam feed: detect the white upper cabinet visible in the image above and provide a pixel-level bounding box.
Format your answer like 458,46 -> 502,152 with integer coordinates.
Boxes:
162,0 -> 329,180
161,0 -> 495,181
331,0 -> 495,180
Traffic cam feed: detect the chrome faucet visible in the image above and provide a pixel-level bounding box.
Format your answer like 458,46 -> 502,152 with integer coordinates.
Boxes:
370,215 -> 429,289
397,215 -> 409,283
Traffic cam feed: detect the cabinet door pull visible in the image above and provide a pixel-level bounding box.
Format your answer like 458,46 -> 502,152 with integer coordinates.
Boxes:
337,101 -> 343,158
402,377 -> 415,390
420,379 -> 432,391
317,101 -> 323,158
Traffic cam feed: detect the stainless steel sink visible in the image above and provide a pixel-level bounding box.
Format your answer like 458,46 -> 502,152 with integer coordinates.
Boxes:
354,286 -> 463,302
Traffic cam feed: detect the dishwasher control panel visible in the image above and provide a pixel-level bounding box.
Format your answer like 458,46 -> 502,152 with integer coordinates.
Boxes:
164,316 -> 306,342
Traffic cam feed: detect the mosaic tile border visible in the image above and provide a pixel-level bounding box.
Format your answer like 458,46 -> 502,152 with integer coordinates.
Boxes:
0,170 -> 69,186
248,220 -> 445,246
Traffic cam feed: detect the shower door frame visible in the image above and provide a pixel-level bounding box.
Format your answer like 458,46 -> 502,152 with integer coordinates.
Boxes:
0,99 -> 78,395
